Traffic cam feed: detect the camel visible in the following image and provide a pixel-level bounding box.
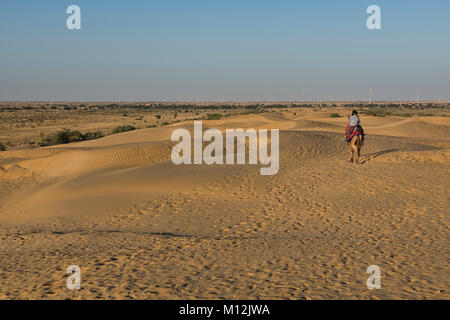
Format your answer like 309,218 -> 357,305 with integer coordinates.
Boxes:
349,134 -> 363,164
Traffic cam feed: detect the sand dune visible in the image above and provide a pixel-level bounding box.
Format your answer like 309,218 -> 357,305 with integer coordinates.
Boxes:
367,118 -> 450,138
0,111 -> 448,299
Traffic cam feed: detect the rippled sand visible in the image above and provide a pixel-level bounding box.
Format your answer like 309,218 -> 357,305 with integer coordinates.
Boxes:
0,110 -> 448,299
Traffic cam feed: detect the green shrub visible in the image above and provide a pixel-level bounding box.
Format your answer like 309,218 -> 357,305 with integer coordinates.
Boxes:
112,125 -> 136,134
83,131 -> 104,140
330,113 -> 342,118
161,121 -> 170,126
40,129 -> 105,146
146,124 -> 157,128
206,113 -> 222,120
0,142 -> 5,151
40,129 -> 84,146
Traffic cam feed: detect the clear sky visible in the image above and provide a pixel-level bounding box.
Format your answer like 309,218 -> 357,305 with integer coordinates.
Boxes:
1,0 -> 449,102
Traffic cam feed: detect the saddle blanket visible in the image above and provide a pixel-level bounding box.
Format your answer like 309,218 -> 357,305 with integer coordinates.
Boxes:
345,125 -> 365,142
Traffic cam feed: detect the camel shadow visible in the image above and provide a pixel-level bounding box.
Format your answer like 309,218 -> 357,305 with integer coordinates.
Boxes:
360,148 -> 402,164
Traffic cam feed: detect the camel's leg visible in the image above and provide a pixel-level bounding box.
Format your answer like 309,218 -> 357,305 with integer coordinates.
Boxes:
357,136 -> 363,163
353,138 -> 360,164
349,145 -> 354,162
349,137 -> 359,164
351,145 -> 359,164
354,147 -> 359,164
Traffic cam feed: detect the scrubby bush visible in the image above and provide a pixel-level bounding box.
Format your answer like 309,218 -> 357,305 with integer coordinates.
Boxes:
0,142 -> 6,151
361,109 -> 390,117
330,113 -> 342,118
361,109 -> 413,117
83,131 -> 104,140
40,129 -> 105,146
40,129 -> 84,146
418,113 -> 435,117
161,121 -> 170,126
112,125 -> 136,134
206,113 -> 222,120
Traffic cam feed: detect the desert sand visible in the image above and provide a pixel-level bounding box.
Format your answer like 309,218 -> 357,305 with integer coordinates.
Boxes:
0,109 -> 449,299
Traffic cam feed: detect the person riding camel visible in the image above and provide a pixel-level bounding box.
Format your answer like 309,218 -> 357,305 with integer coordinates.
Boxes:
345,110 -> 365,144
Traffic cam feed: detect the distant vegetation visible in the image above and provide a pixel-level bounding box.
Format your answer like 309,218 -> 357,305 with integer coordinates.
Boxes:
1,102 -> 449,113
360,109 -> 412,117
41,129 -> 83,146
39,125 -> 137,146
206,113 -> 222,120
2,101 -> 448,148
112,125 -> 136,134
40,129 -> 104,146
417,112 -> 437,117
83,131 -> 104,140
0,142 -> 5,151
240,108 -> 263,115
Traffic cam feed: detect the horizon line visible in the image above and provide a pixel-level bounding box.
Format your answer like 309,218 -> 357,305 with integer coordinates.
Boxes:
1,100 -> 450,104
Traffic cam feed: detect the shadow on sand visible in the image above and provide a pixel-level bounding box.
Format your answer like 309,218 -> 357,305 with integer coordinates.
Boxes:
360,148 -> 403,164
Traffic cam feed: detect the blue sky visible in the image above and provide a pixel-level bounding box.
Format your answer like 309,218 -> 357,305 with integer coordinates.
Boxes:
0,0 -> 449,101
